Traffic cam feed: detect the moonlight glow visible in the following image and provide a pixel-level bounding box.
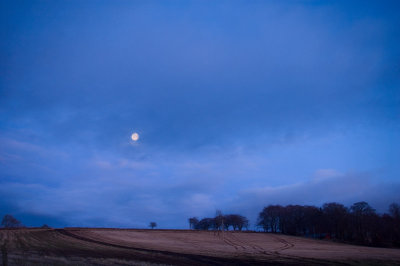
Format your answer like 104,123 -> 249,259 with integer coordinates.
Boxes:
131,132 -> 139,141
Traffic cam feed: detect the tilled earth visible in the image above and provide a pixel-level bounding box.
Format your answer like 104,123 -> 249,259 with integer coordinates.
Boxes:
1,228 -> 400,265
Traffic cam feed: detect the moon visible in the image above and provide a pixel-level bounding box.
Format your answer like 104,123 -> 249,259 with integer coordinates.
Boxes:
131,132 -> 139,141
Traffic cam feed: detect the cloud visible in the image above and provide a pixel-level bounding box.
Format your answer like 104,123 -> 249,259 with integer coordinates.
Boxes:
313,169 -> 343,181
2,144 -> 399,229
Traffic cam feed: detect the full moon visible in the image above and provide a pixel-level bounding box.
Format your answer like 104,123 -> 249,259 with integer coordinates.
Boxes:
131,132 -> 139,141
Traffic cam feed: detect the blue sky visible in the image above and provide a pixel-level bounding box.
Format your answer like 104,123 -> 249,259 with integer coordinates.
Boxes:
1,0 -> 399,228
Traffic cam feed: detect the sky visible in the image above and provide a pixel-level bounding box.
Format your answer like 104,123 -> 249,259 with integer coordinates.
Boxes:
1,0 -> 399,229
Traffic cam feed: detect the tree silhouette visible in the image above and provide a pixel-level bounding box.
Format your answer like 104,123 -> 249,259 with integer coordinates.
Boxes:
258,205 -> 283,233
349,201 -> 377,243
224,214 -> 249,231
389,203 -> 400,220
255,201 -> 400,247
188,217 -> 199,229
149,222 -> 157,229
196,218 -> 214,230
322,202 -> 348,239
214,210 -> 224,231
1,214 -> 23,228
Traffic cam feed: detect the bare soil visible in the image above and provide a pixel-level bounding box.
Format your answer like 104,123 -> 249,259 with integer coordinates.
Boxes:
1,228 -> 399,265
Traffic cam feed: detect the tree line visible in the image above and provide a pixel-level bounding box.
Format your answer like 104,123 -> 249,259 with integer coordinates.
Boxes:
189,211 -> 249,231
257,201 -> 400,247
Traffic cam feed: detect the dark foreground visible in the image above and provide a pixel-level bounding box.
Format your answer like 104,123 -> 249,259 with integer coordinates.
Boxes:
1,228 -> 400,265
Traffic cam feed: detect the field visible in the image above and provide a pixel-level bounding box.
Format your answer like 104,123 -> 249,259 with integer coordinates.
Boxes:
1,228 -> 400,265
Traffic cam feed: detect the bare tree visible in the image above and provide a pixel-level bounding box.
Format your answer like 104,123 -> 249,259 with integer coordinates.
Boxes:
350,201 -> 377,243
258,205 -> 283,233
149,222 -> 157,229
196,218 -> 213,230
188,217 -> 199,229
322,203 -> 348,239
236,215 -> 249,231
227,214 -> 249,231
1,214 -> 23,228
214,210 -> 224,231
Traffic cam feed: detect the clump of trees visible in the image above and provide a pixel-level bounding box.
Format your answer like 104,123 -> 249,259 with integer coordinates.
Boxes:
257,202 -> 400,247
189,212 -> 249,231
1,214 -> 24,228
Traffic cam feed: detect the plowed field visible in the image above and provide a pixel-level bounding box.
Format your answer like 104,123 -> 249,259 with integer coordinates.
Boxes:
1,228 -> 399,265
